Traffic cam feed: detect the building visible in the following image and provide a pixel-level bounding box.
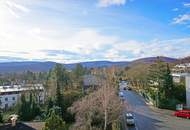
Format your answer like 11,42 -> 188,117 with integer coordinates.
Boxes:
186,75 -> 190,108
0,84 -> 44,109
172,63 -> 190,73
171,73 -> 187,83
83,75 -> 99,90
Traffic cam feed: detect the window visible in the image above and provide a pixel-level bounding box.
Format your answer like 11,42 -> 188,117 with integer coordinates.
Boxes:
12,97 -> 15,100
5,103 -> 8,109
5,97 -> 8,101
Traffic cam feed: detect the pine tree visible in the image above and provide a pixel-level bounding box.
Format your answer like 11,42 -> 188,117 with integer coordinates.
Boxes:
163,63 -> 174,98
54,64 -> 65,118
43,109 -> 66,130
0,98 -> 3,123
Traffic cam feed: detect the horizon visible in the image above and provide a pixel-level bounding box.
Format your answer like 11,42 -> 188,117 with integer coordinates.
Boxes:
0,0 -> 190,63
0,56 -> 179,64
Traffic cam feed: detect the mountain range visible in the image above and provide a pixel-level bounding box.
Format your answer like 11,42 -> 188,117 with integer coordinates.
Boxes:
0,56 -> 178,73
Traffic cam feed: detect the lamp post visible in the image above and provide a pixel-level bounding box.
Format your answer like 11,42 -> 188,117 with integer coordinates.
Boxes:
156,88 -> 159,107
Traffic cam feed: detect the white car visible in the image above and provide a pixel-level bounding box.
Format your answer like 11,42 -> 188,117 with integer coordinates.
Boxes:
119,91 -> 124,97
126,113 -> 135,126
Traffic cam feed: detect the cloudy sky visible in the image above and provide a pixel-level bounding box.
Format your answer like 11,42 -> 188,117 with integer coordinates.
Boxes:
0,0 -> 190,63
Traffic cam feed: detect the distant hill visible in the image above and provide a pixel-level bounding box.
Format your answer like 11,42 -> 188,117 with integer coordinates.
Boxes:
0,61 -> 56,73
65,61 -> 130,69
0,56 -> 178,73
130,56 -> 177,66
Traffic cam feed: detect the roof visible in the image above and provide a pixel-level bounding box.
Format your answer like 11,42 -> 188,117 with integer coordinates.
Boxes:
83,75 -> 99,86
171,73 -> 190,77
0,84 -> 44,93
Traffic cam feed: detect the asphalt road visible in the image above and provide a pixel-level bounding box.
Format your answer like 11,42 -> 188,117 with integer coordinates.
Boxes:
121,90 -> 190,130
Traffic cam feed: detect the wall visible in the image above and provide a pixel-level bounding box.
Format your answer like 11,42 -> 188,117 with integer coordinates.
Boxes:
186,75 -> 190,108
0,94 -> 20,109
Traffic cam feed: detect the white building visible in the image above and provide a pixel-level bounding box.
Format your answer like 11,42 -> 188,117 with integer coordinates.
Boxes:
0,84 -> 44,109
171,73 -> 187,83
186,75 -> 190,108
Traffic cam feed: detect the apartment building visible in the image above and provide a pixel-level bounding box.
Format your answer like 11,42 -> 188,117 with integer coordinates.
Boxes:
0,84 -> 44,109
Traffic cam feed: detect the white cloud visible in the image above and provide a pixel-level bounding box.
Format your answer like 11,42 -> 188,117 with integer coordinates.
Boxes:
98,0 -> 126,7
184,3 -> 190,8
0,0 -> 189,63
3,0 -> 30,18
172,8 -> 179,11
103,38 -> 190,61
6,1 -> 30,13
172,14 -> 190,24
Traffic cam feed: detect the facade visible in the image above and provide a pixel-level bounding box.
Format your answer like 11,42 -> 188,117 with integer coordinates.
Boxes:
172,63 -> 190,73
186,75 -> 190,108
83,75 -> 99,90
0,84 -> 44,109
171,73 -> 187,83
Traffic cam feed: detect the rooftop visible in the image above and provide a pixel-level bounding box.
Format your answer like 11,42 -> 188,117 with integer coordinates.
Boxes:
0,84 -> 44,93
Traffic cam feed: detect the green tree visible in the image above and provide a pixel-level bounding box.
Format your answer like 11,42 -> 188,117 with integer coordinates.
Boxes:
43,110 -> 66,130
74,64 -> 85,79
54,64 -> 68,118
18,93 -> 41,121
148,58 -> 176,108
0,98 -> 3,123
162,63 -> 174,98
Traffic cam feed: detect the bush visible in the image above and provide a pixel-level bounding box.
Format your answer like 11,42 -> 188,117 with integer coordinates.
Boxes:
63,90 -> 82,123
0,110 -> 3,123
43,110 -> 66,130
159,98 -> 180,110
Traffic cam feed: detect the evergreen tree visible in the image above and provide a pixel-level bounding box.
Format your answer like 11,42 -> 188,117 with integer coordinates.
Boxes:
54,64 -> 66,118
18,93 -> 41,121
0,110 -> 3,123
148,58 -> 175,108
43,109 -> 66,130
0,98 -> 3,123
162,63 -> 174,99
74,63 -> 85,79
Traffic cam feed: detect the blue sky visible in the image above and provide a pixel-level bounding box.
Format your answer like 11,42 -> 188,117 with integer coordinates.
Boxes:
0,0 -> 190,63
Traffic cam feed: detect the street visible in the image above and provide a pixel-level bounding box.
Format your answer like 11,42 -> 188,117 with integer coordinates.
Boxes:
121,90 -> 190,130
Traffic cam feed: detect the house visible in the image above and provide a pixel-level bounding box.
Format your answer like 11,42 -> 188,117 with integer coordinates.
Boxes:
172,63 -> 190,73
171,73 -> 187,83
171,63 -> 190,83
186,74 -> 190,108
83,75 -> 99,90
171,73 -> 190,108
0,84 -> 44,109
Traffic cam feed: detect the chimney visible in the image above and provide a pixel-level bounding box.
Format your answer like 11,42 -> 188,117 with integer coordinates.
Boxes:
10,114 -> 18,127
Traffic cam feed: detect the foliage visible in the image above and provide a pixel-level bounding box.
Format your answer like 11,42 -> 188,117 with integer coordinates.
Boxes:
147,59 -> 177,108
63,90 -> 82,123
43,109 -> 66,130
0,109 -> 3,123
18,93 -> 41,121
0,98 -> 3,123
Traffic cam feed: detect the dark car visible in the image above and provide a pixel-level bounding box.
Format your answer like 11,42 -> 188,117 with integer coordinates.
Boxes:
128,87 -> 132,90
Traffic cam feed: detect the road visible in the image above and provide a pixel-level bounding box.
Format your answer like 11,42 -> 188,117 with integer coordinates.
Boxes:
121,90 -> 190,130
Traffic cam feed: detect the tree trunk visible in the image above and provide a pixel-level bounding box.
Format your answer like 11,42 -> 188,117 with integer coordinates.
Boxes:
104,108 -> 107,130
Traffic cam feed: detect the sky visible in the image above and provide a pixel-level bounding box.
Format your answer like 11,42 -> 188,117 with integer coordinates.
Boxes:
0,0 -> 190,63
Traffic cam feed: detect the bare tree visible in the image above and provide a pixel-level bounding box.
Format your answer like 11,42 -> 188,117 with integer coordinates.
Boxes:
69,71 -> 123,130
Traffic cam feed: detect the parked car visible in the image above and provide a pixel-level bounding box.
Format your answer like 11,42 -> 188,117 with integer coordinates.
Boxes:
128,87 -> 132,90
119,91 -> 124,97
174,110 -> 190,119
126,113 -> 135,126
